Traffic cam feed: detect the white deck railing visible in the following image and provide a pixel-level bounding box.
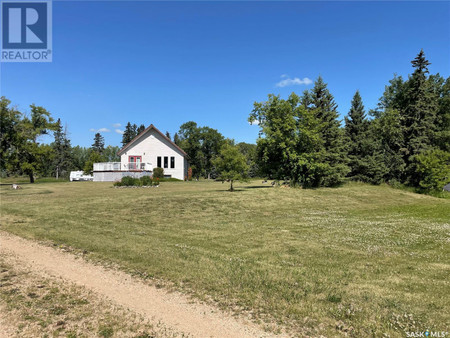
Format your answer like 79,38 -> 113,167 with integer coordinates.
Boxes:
93,162 -> 121,171
93,162 -> 153,171
123,162 -> 152,170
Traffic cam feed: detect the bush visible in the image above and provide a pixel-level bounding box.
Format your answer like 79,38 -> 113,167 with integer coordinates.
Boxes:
153,177 -> 160,186
140,176 -> 153,186
121,176 -> 140,186
153,167 -> 164,179
414,150 -> 450,191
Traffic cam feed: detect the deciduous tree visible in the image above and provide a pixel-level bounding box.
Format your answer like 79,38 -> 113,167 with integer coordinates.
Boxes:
213,144 -> 248,191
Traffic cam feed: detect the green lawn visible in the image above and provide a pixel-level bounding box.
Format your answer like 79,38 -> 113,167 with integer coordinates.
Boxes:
1,180 -> 449,336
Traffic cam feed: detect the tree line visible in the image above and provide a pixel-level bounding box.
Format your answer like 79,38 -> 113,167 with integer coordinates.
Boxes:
1,50 -> 448,192
0,103 -> 120,181
250,50 -> 449,191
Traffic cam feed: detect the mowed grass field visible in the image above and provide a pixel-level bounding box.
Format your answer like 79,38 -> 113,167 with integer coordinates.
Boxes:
0,180 -> 449,336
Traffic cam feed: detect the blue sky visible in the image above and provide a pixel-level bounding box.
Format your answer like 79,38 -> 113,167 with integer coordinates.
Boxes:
1,1 -> 449,147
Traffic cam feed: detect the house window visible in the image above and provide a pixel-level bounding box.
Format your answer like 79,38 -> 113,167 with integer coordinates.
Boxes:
157,156 -> 162,168
164,156 -> 168,168
170,156 -> 175,169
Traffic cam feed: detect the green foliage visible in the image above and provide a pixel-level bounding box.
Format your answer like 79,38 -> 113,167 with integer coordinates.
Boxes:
345,91 -> 387,184
173,132 -> 180,145
140,175 -> 153,186
153,167 -> 164,179
121,122 -> 135,146
373,49 -> 449,192
83,152 -> 105,175
91,133 -> 105,154
3,103 -> 58,183
237,142 -> 259,177
250,88 -> 347,188
123,176 -> 141,186
0,97 -> 21,172
413,149 -> 450,191
114,176 -> 154,187
213,144 -> 248,191
371,109 -> 406,181
71,146 -> 90,170
103,145 -> 120,162
137,124 -> 146,134
430,75 -> 450,152
121,123 -> 146,146
176,122 -> 225,179
52,118 -> 73,179
305,77 -> 349,186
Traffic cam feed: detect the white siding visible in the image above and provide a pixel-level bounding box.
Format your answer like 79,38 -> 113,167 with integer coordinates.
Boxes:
120,130 -> 187,180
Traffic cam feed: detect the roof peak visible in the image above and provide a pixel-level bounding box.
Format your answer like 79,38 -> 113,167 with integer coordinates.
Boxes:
117,124 -> 187,156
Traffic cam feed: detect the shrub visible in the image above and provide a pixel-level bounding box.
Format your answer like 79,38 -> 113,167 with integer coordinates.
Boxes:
414,149 -> 450,191
114,175 -> 163,187
121,176 -> 141,186
140,176 -> 153,186
153,167 -> 164,179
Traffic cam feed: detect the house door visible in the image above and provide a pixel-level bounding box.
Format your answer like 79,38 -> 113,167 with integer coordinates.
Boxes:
129,156 -> 142,170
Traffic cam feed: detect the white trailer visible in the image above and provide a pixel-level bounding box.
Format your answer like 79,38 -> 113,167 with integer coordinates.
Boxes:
69,171 -> 93,182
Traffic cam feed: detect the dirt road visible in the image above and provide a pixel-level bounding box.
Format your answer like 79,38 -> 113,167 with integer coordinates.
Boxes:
0,232 -> 277,337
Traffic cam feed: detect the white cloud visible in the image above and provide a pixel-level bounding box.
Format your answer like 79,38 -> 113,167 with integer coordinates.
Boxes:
90,127 -> 111,133
275,75 -> 312,88
115,129 -> 124,135
112,123 -> 121,128
249,120 -> 260,126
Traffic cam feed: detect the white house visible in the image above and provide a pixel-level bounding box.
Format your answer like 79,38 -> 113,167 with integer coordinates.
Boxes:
93,124 -> 188,182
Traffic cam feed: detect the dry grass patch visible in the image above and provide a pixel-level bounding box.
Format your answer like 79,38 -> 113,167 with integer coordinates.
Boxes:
0,256 -> 180,338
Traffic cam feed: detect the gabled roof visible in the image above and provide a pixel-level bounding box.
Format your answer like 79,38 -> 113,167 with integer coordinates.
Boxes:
117,124 -> 187,156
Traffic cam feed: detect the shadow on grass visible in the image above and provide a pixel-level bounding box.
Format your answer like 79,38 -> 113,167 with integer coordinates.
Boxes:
241,185 -> 273,189
213,185 -> 274,192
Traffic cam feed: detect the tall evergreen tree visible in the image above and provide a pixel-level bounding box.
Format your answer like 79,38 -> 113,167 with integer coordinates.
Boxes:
52,119 -> 73,179
403,50 -> 438,185
122,122 -> 134,146
173,132 -> 180,145
165,131 -> 171,140
91,133 -> 105,154
429,74 -> 450,152
345,92 -> 386,183
137,124 -> 146,134
304,77 -> 349,186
